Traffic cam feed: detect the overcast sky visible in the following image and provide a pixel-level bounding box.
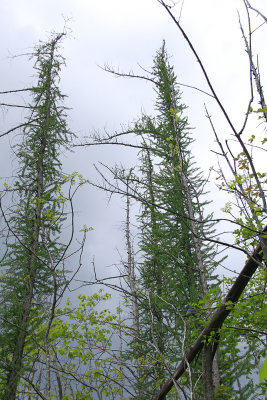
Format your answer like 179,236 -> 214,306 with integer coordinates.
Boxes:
1,0 -> 267,305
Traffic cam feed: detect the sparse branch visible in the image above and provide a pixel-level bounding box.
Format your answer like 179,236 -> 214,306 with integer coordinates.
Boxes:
240,2 -> 267,124
76,140 -> 148,150
156,0 -> 238,135
237,10 -> 254,135
0,88 -> 32,94
102,62 -> 214,98
0,103 -> 32,109
91,162 -> 264,258
100,63 -> 158,85
0,120 -> 38,138
244,0 -> 267,23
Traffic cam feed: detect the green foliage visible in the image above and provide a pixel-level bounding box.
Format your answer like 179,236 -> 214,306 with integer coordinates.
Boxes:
19,292 -> 124,399
260,357 -> 267,382
214,385 -> 237,400
215,268 -> 267,399
0,24 -> 266,400
122,43 -> 220,399
219,105 -> 267,253
0,33 -> 76,398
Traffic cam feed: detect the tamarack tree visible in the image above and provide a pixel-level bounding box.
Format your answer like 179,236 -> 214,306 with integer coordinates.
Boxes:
0,33 -> 76,399
78,1 -> 267,393
127,44 -> 221,399
0,1 -> 266,399
82,44 -> 230,398
151,1 -> 267,399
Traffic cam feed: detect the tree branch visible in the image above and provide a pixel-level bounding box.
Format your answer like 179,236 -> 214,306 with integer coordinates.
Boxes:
154,226 -> 266,399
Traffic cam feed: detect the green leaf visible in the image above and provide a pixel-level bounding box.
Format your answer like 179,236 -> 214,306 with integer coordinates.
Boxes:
260,357 -> 267,382
256,107 -> 267,113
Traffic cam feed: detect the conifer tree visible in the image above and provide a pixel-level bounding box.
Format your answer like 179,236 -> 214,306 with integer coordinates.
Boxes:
81,41 -> 263,398
128,43 -> 220,399
0,33 -> 73,399
128,42 -> 266,400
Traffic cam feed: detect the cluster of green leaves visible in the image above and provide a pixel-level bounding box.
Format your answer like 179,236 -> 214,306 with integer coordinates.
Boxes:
18,292 -> 124,400
219,111 -> 267,252
219,268 -> 267,399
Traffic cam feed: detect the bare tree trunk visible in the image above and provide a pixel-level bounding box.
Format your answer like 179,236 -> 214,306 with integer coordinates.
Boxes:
54,355 -> 63,400
202,344 -> 215,400
118,303 -> 124,400
212,351 -> 221,390
125,176 -> 139,334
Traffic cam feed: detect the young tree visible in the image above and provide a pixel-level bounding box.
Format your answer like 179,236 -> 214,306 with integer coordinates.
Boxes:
18,292 -> 126,400
127,43 -> 222,399
86,43 -> 222,399
82,29 -> 266,396
0,33 -> 76,399
151,1 -> 267,399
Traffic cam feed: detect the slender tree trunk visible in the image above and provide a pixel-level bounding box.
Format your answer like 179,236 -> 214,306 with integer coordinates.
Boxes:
54,355 -> 63,400
4,218 -> 40,399
125,176 -> 139,334
3,38 -> 59,400
170,84 -> 218,399
202,344 -> 215,400
145,150 -> 166,394
212,351 -> 221,390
